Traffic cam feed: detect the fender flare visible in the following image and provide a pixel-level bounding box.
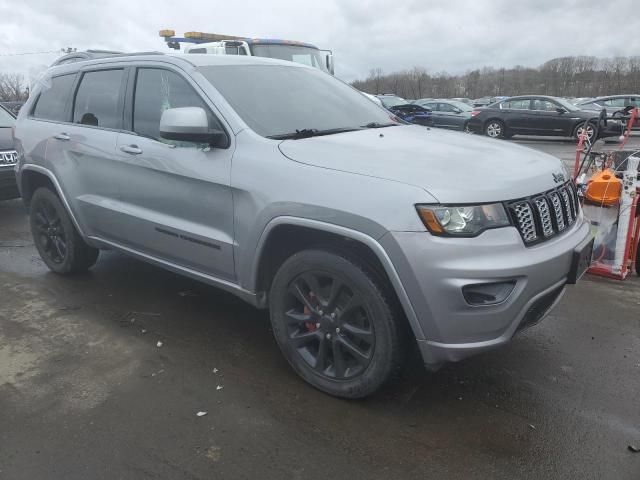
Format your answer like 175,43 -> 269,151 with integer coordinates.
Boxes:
251,216 -> 426,341
20,164 -> 87,238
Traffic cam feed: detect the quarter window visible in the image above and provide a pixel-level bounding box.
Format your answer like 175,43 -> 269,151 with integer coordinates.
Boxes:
32,74 -> 76,122
132,68 -> 224,146
73,69 -> 124,129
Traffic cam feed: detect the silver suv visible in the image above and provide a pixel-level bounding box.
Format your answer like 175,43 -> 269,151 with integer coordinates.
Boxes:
14,54 -> 593,398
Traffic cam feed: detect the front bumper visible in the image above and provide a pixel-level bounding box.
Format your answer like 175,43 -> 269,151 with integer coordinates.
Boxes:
0,165 -> 19,200
380,218 -> 591,366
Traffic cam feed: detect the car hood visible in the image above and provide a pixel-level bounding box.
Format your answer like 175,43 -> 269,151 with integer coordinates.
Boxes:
0,127 -> 14,151
278,125 -> 568,203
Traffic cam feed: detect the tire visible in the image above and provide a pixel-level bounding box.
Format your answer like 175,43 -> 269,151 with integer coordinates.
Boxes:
573,123 -> 596,143
268,249 -> 405,398
29,187 -> 99,274
484,119 -> 505,139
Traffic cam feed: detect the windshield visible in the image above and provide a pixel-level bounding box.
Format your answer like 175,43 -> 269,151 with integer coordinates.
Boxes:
380,96 -> 408,108
250,44 -> 328,73
199,65 -> 395,138
554,97 -> 580,112
0,106 -> 15,128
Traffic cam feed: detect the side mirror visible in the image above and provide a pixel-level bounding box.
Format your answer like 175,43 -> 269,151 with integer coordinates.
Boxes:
556,107 -> 567,114
159,107 -> 227,147
453,108 -> 462,114
326,54 -> 335,75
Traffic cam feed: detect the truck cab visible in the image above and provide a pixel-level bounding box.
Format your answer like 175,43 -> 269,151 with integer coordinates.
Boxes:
162,30 -> 334,74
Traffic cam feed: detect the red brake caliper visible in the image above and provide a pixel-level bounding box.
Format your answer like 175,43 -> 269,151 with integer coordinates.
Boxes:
305,292 -> 318,332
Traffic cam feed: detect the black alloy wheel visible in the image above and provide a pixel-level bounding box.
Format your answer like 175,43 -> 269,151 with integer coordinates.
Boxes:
269,249 -> 405,398
284,271 -> 375,380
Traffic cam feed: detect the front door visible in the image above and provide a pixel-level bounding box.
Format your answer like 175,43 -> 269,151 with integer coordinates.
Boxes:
112,67 -> 235,281
525,99 -> 570,135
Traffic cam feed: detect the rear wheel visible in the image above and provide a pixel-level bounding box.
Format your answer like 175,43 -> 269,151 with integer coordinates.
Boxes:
30,188 -> 99,274
485,120 -> 505,139
268,249 -> 404,398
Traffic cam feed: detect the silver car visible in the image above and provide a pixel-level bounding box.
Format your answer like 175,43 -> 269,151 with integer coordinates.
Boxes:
14,54 -> 592,398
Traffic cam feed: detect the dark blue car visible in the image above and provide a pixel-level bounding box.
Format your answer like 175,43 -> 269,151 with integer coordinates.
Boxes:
376,95 -> 433,126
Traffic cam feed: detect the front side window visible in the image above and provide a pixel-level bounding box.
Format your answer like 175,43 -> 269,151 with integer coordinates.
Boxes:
73,69 -> 124,129
531,99 -> 558,112
32,74 -> 76,122
199,65 -> 395,138
132,68 -> 223,145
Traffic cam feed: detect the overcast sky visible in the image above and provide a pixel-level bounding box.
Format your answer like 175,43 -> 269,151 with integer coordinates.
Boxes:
1,0 -> 638,82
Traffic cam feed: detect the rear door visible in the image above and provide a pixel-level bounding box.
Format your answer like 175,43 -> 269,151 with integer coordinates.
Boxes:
43,67 -> 126,234
113,66 -> 236,280
499,98 -> 531,133
422,102 -> 440,126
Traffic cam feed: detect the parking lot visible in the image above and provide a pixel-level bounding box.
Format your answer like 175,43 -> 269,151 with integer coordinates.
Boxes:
1,135 -> 639,480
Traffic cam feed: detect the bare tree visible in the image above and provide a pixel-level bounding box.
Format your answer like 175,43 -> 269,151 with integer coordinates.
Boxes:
0,73 -> 29,102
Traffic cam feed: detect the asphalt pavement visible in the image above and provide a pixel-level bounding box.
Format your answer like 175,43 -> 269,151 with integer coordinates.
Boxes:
1,135 -> 639,479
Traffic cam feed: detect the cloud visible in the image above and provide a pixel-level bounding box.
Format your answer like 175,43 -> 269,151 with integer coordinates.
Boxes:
0,0 -> 638,82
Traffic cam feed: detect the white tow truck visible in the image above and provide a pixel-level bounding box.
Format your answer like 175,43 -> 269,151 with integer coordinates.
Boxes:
160,29 -> 334,75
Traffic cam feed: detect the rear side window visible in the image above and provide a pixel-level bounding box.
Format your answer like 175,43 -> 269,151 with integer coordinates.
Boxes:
32,74 -> 76,121
501,99 -> 530,110
73,69 -> 124,129
132,68 -> 224,145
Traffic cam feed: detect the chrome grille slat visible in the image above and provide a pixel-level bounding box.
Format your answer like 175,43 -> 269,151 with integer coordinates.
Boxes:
513,202 -> 537,242
534,197 -> 554,237
509,181 -> 579,246
549,192 -> 566,231
560,188 -> 574,223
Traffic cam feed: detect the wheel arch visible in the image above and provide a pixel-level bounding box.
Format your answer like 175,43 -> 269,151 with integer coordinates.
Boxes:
251,217 -> 426,341
20,164 -> 87,238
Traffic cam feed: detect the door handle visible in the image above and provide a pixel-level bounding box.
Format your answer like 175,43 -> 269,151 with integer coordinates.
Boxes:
120,145 -> 143,155
54,133 -> 70,141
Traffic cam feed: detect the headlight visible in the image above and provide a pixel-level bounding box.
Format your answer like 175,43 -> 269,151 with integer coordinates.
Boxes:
416,203 -> 511,236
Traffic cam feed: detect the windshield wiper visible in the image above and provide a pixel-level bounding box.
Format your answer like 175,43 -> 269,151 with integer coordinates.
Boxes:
361,122 -> 398,129
267,127 -> 362,140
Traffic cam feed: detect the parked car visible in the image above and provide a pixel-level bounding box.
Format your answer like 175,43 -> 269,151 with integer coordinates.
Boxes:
467,95 -> 623,141
473,96 -> 507,107
376,94 -> 433,126
414,99 -> 473,131
576,95 -> 640,128
14,54 -> 592,398
450,97 -> 473,106
0,104 -> 19,200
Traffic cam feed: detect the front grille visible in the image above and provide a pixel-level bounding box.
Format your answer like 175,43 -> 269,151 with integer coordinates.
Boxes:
0,150 -> 18,166
508,182 -> 579,246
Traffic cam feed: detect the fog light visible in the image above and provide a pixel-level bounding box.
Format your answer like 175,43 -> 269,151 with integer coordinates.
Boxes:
462,281 -> 516,306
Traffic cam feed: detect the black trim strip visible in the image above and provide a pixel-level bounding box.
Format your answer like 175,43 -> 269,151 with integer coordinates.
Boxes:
155,227 -> 221,250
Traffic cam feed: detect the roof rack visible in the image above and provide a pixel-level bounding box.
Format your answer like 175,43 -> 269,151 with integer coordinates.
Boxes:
51,50 -> 165,67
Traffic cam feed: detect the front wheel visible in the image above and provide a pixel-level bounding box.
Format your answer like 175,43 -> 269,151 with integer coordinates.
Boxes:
30,188 -> 99,274
485,120 -> 505,139
573,123 -> 596,143
268,249 -> 405,398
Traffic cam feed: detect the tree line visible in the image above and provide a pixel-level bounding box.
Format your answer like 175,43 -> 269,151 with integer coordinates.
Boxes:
0,73 -> 30,102
352,56 -> 640,100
